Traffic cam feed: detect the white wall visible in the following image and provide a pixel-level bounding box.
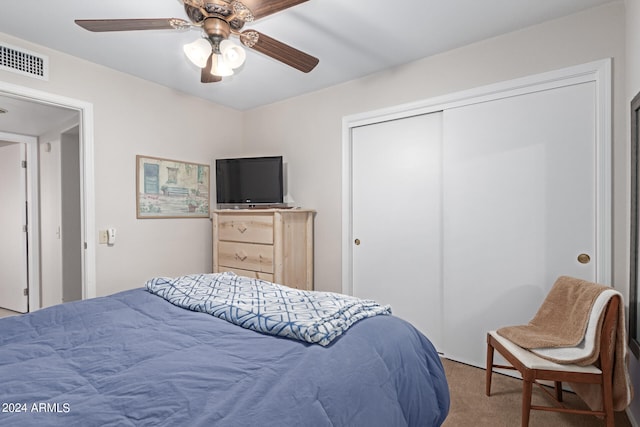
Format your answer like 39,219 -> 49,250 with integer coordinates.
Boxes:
0,32 -> 244,297
243,1 -> 627,296
39,138 -> 63,308
625,0 -> 640,423
60,126 -> 82,303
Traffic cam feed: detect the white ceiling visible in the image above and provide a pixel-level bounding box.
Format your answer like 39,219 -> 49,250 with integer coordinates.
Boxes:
0,95 -> 78,136
0,0 -> 615,112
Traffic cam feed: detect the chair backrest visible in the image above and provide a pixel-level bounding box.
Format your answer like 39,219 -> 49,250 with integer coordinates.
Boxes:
598,294 -> 619,376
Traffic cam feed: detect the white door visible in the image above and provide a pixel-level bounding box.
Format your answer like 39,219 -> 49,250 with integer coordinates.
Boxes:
0,142 -> 29,313
351,112 -> 444,350
441,82 -> 597,367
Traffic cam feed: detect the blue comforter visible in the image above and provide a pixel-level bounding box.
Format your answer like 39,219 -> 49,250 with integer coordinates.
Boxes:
0,288 -> 449,426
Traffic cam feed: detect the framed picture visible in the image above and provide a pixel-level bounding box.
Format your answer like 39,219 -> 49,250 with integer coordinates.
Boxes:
136,155 -> 210,219
630,91 -> 640,359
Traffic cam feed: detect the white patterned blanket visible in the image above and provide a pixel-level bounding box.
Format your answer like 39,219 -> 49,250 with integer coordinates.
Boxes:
145,272 -> 391,346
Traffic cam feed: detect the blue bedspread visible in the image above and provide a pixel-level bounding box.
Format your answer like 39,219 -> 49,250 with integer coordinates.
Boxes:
145,272 -> 392,346
0,288 -> 449,426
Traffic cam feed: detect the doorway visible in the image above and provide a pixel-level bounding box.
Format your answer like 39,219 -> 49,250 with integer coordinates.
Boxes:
0,82 -> 96,311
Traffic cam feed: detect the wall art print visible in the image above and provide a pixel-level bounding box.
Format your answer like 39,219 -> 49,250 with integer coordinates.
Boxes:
136,155 -> 210,219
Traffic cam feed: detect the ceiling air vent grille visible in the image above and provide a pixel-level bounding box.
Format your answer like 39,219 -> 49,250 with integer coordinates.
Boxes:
0,43 -> 49,80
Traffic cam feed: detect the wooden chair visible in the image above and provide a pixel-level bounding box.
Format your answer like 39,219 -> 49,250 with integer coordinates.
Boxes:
485,294 -> 619,427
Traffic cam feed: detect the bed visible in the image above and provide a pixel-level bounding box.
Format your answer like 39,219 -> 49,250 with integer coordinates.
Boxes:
0,273 -> 449,426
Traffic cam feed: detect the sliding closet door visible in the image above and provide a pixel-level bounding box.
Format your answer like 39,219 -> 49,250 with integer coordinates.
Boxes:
441,82 -> 597,367
351,112 -> 443,350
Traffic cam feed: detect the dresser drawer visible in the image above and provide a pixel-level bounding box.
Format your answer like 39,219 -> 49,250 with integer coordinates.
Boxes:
217,241 -> 274,273
214,266 -> 274,283
217,214 -> 273,244
213,209 -> 314,290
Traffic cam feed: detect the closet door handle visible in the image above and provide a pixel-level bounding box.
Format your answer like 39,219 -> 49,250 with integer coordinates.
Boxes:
354,239 -> 361,246
577,253 -> 591,264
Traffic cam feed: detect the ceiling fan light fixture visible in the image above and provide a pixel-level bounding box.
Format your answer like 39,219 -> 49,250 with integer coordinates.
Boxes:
210,54 -> 234,77
220,39 -> 246,69
183,38 -> 211,68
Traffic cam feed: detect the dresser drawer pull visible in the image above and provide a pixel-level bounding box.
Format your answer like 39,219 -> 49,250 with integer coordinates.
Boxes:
237,223 -> 247,233
235,251 -> 248,261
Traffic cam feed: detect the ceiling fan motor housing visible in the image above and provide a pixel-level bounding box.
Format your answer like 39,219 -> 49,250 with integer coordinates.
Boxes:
204,17 -> 231,45
184,2 -> 246,30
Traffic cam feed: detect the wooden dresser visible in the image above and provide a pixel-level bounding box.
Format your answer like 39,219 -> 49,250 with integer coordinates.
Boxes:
212,209 -> 314,290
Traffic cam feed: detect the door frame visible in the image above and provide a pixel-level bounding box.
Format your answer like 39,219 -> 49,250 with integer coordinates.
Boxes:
0,81 -> 96,307
341,58 -> 612,295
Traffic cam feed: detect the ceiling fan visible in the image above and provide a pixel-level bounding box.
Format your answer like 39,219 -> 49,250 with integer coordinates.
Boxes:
75,0 -> 319,83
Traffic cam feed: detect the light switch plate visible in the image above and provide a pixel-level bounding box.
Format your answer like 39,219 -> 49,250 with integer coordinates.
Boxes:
98,230 -> 108,244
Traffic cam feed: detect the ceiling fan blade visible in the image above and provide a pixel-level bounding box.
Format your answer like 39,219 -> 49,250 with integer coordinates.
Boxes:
240,0 -> 308,20
201,54 -> 222,83
75,18 -> 191,32
241,30 -> 318,73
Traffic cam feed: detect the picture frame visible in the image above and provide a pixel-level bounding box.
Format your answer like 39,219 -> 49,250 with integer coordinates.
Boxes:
629,91 -> 640,359
136,155 -> 210,219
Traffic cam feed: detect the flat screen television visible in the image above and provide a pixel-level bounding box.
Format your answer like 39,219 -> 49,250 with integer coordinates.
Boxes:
215,156 -> 284,207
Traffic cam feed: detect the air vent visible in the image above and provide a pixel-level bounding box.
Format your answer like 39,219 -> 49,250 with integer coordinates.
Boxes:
0,43 -> 49,81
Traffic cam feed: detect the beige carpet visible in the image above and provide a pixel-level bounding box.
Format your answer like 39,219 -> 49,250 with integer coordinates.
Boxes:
442,358 -> 631,426
0,307 -> 20,319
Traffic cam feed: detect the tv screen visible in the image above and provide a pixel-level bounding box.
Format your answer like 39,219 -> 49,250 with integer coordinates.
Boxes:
215,156 -> 284,205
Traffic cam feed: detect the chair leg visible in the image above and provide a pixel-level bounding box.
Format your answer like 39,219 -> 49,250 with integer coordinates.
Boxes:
554,381 -> 563,402
602,377 -> 615,427
522,379 -> 533,427
486,337 -> 494,396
